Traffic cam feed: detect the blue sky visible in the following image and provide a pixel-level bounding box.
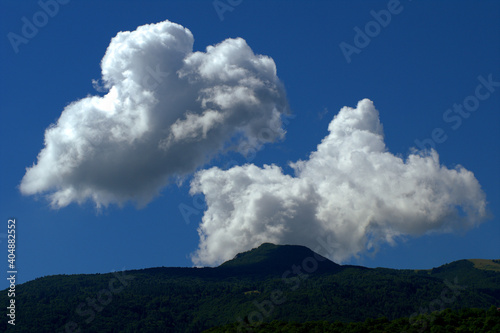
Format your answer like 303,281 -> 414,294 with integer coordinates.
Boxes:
1,0 -> 499,289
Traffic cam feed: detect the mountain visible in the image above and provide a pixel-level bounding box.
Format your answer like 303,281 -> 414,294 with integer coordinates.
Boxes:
1,243 -> 499,333
219,242 -> 341,275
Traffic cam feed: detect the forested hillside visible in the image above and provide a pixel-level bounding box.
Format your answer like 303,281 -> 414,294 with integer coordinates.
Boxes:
1,243 -> 498,332
205,307 -> 500,332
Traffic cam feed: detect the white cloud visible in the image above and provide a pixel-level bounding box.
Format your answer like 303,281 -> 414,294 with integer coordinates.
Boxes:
20,20 -> 289,208
190,99 -> 488,266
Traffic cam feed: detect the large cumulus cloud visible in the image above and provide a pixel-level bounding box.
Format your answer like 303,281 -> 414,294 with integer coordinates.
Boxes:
20,20 -> 288,208
190,99 -> 487,266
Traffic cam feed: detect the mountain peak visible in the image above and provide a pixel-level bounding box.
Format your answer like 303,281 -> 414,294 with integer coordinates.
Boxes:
219,243 -> 340,275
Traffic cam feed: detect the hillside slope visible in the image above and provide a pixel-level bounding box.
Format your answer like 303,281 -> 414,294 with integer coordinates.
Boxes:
1,243 -> 498,333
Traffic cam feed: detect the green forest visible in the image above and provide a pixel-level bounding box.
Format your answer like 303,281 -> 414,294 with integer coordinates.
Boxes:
0,244 -> 498,332
205,307 -> 500,332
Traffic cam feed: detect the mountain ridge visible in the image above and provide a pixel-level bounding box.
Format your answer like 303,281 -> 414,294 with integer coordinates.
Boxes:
6,242 -> 499,285
1,243 -> 498,333
218,242 -> 342,276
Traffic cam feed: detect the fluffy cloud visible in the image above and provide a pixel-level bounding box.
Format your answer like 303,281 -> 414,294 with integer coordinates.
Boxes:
20,20 -> 288,208
190,99 -> 487,266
